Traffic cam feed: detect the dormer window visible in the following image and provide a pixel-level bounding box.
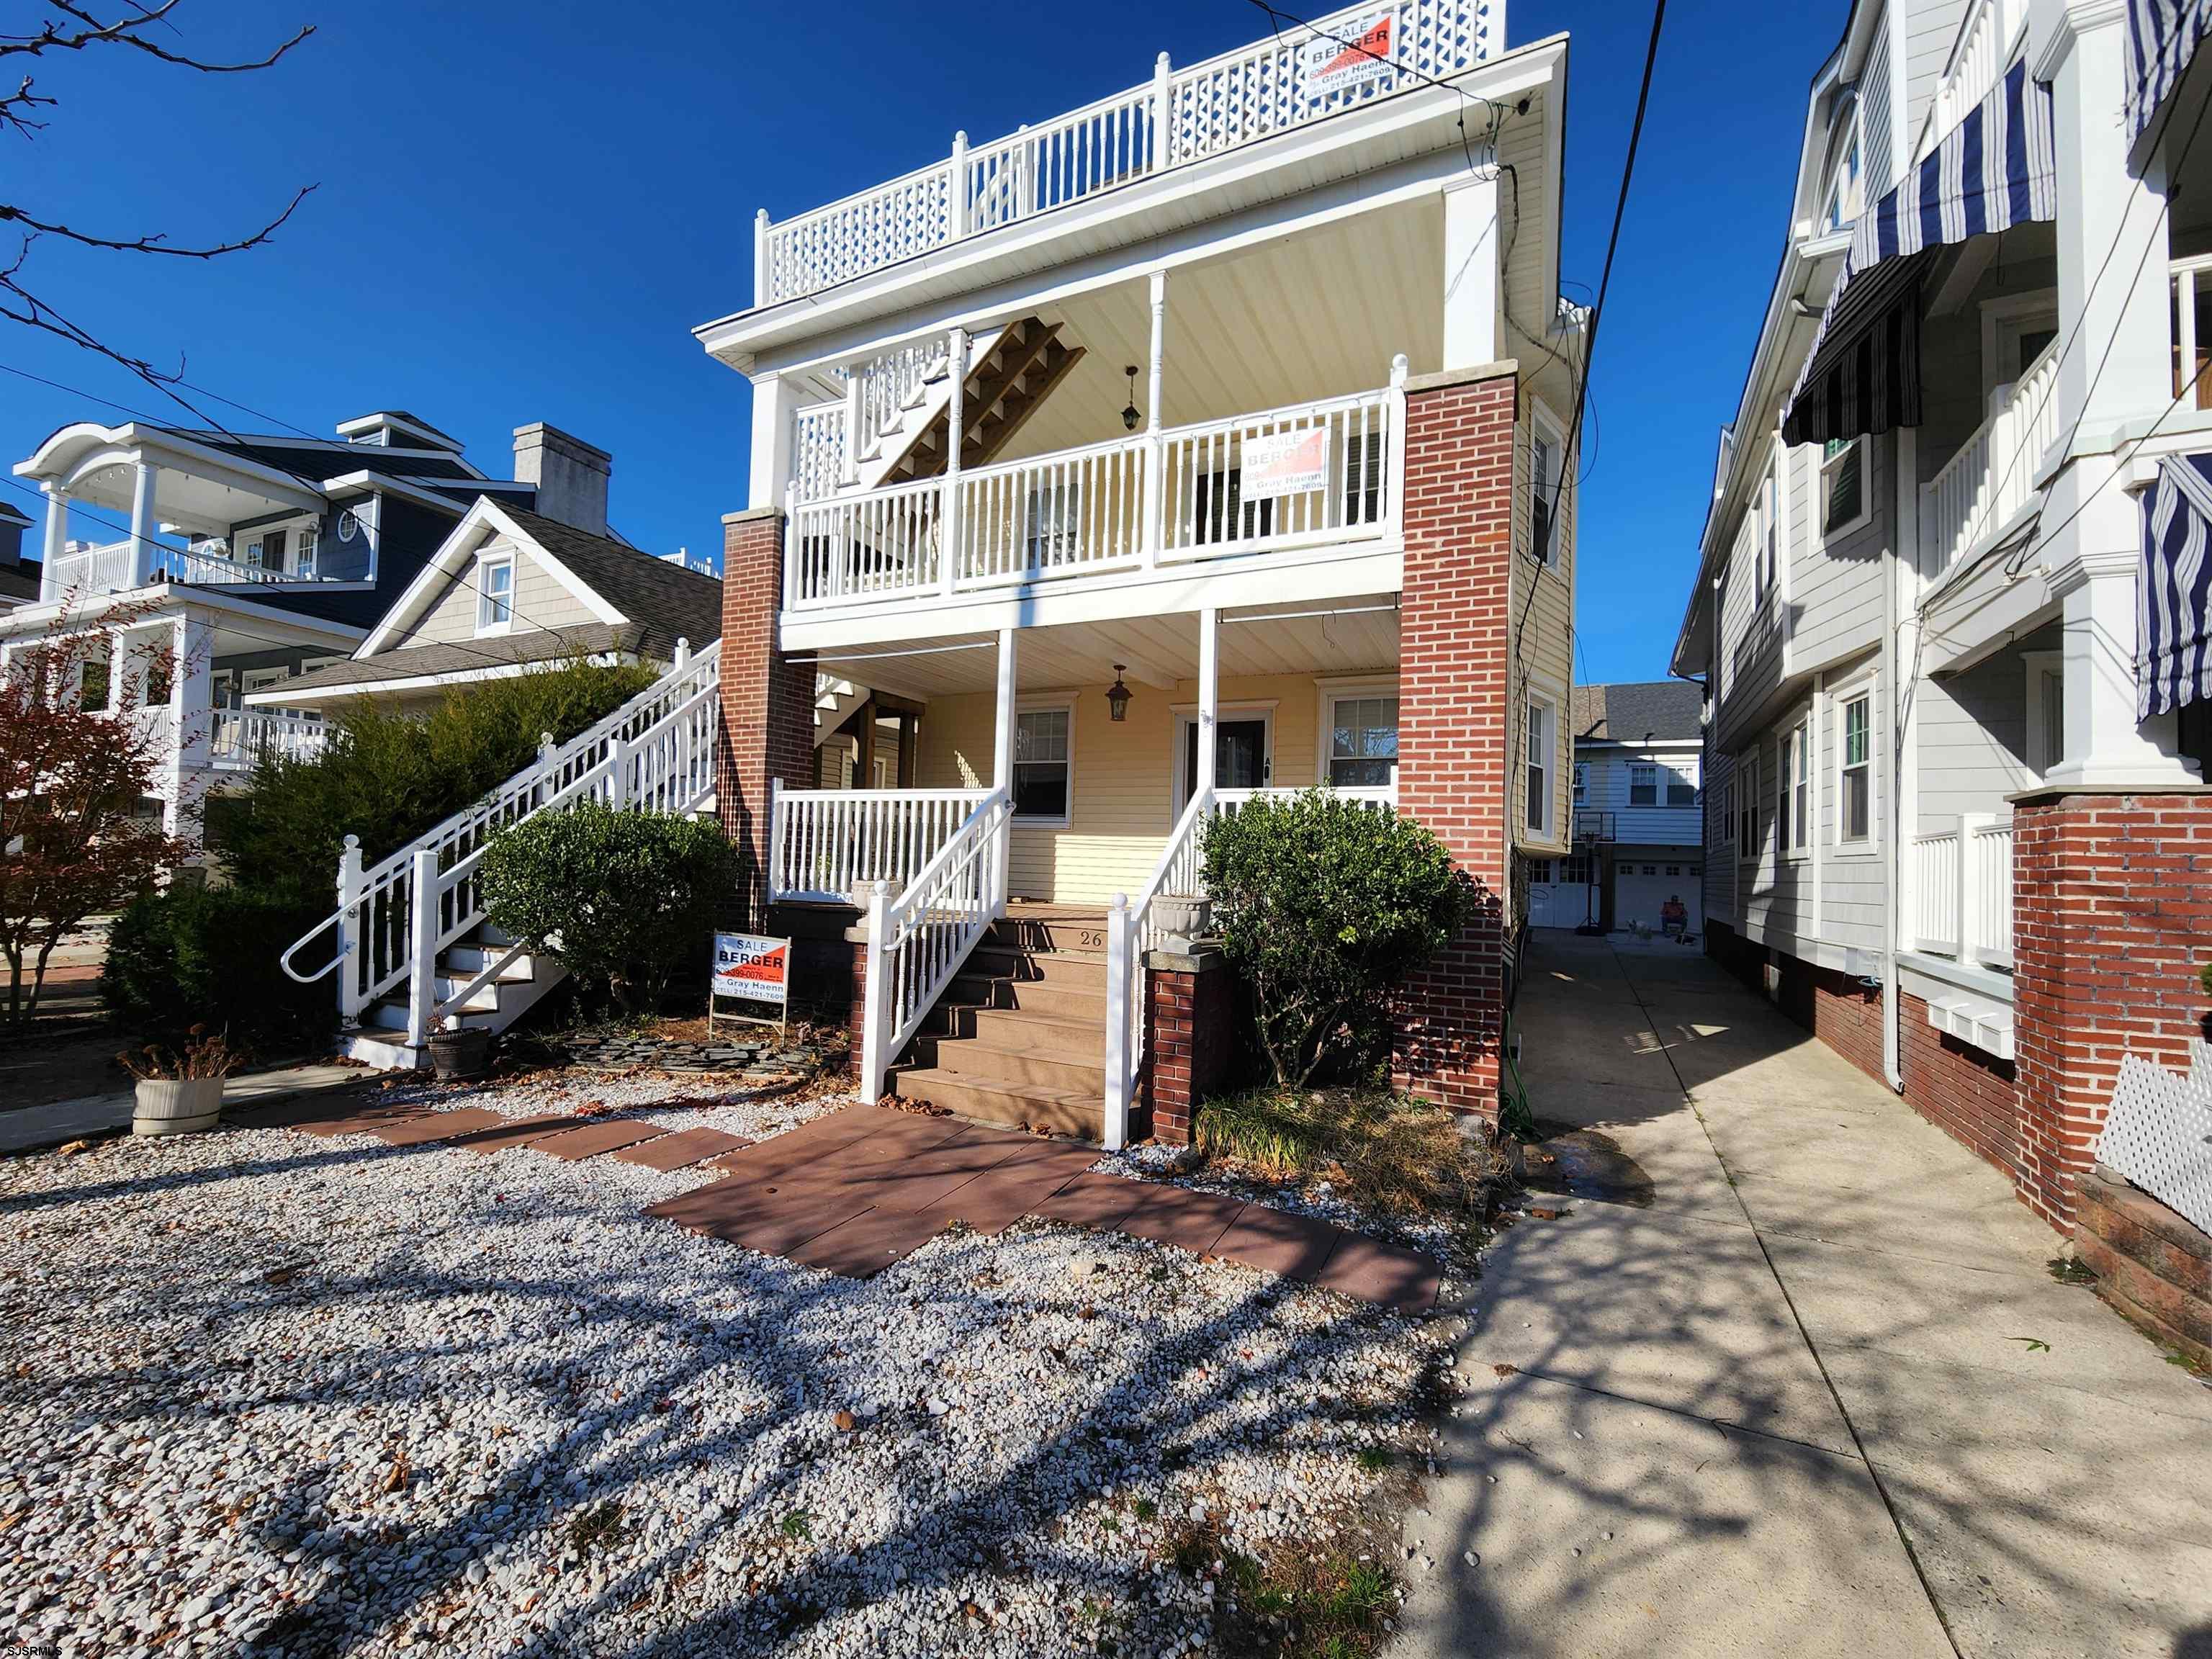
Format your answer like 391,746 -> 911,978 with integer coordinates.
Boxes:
477,557 -> 514,632
1821,101 -> 1863,234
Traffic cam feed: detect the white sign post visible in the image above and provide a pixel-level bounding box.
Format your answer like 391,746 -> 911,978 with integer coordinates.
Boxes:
709,931 -> 791,1042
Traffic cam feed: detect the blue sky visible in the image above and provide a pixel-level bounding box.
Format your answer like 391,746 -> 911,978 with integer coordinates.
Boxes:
3,0 -> 1833,683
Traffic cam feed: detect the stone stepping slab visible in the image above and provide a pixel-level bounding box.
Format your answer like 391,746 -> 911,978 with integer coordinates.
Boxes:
366,1108 -> 513,1148
526,1120 -> 670,1161
611,1128 -> 752,1172
1115,1184 -> 1247,1257
447,1115 -> 581,1154
290,1102 -> 432,1138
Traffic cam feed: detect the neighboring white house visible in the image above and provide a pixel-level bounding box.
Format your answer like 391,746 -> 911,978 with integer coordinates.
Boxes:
1671,0 -> 2212,1232
1528,681 -> 1706,934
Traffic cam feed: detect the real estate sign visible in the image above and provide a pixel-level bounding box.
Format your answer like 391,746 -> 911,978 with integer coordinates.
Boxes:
1299,12 -> 1395,97
712,933 -> 788,1008
1241,427 -> 1331,500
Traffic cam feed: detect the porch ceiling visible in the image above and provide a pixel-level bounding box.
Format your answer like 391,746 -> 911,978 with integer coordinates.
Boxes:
811,598 -> 1400,701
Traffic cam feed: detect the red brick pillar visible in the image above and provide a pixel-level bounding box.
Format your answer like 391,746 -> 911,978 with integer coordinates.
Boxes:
2012,788 -> 2212,1231
1389,362 -> 1519,1118
1142,946 -> 1233,1146
717,508 -> 816,926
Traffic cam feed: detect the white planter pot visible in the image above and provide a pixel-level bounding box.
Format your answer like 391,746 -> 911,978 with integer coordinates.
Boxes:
132,1076 -> 224,1138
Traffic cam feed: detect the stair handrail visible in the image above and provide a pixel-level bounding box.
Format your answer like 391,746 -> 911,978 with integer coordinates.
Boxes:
855,786 -> 1011,1102
1102,786 -> 1215,1150
279,641 -> 722,1020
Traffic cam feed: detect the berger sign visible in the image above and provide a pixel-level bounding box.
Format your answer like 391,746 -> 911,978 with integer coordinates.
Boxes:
1299,12 -> 1395,96
1241,427 -> 1331,500
711,932 -> 789,1008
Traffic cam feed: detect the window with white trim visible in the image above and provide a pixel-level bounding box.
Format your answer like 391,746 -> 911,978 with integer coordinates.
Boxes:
1666,762 -> 1700,806
1821,436 -> 1866,536
1715,775 -> 1735,846
1326,693 -> 1398,788
1012,707 -> 1071,822
1758,465 -> 1780,595
1525,693 -> 1556,835
1737,751 -> 1760,853
1573,762 -> 1587,804
1530,405 -> 1565,569
1838,693 -> 1872,842
296,524 -> 319,578
476,557 -> 514,632
1781,721 -> 1812,855
1629,763 -> 1658,806
1820,102 -> 1863,233
1560,853 -> 1593,884
1529,858 -> 1553,884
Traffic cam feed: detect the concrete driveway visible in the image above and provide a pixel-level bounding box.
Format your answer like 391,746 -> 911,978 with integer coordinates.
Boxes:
1396,930 -> 2212,1659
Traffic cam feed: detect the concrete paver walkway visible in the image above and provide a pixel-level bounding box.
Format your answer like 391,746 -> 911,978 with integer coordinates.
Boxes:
0,1063 -> 365,1156
1398,932 -> 2212,1659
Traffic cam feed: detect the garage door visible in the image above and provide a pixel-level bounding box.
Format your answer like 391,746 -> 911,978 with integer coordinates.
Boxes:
1611,855 -> 1703,935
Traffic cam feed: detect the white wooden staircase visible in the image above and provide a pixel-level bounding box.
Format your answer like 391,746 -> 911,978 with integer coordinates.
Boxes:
840,318 -> 1087,494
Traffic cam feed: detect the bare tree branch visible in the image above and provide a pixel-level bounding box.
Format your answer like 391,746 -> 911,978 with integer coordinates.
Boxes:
0,235 -> 186,387
1,3 -> 313,73
0,184 -> 315,257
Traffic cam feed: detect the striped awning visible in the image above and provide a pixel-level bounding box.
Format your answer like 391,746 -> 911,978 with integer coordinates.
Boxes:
2127,0 -> 2212,144
2139,452 -> 2212,719
1782,59 -> 2059,446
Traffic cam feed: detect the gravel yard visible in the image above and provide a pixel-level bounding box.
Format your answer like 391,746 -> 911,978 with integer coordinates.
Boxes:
0,1073 -> 1456,1658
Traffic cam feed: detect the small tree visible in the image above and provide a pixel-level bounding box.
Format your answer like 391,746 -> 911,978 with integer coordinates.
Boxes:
0,605 -> 194,1028
1200,793 -> 1471,1087
478,802 -> 738,1015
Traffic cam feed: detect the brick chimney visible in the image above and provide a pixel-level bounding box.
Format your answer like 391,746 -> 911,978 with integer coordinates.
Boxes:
513,424 -> 611,536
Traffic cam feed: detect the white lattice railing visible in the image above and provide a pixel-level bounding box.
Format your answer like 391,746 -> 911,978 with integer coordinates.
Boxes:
850,337 -> 956,472
793,404 -> 850,504
210,709 -> 328,771
769,786 -> 994,903
754,0 -> 1498,305
1920,340 -> 2059,579
855,789 -> 1012,1102
787,375 -> 1403,610
1920,0 -> 2024,162
1910,813 -> 2013,968
279,641 -> 722,1045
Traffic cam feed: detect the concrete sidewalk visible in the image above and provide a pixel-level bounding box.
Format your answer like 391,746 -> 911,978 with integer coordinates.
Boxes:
0,1064 -> 367,1157
1396,932 -> 2212,1659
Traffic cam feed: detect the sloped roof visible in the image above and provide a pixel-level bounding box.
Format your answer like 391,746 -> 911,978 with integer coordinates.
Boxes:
1571,680 -> 1704,745
273,624 -> 644,694
494,506 -> 721,661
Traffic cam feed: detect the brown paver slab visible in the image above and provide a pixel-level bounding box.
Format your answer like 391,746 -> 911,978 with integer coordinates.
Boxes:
290,1102 -> 431,1137
1114,1184 -> 1247,1256
930,1143 -> 1098,1233
1030,1172 -> 1147,1231
787,1206 -> 953,1277
1213,1205 -> 1349,1282
846,1127 -> 1028,1213
228,1092 -> 374,1129
366,1107 -> 512,1147
837,1113 -> 971,1165
446,1115 -> 579,1154
1311,1233 -> 1441,1315
526,1120 -> 670,1161
611,1127 -> 751,1172
705,1183 -> 876,1258
706,1110 -> 889,1179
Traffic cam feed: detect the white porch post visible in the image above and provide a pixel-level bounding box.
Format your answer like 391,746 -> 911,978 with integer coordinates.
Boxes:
1102,891 -> 1133,1152
1441,171 -> 1501,369
858,879 -> 893,1102
1143,268 -> 1168,565
336,835 -> 366,1026
407,848 -> 441,1047
1196,606 -> 1219,799
943,324 -> 968,596
2045,550 -> 2200,783
40,484 -> 67,602
167,613 -> 213,845
128,460 -> 156,588
747,373 -> 795,512
994,625 -> 1017,907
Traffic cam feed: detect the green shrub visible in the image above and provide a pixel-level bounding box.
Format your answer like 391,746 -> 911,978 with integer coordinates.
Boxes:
216,657 -> 657,907
104,884 -> 334,1057
477,802 -> 739,1014
1200,793 -> 1470,1085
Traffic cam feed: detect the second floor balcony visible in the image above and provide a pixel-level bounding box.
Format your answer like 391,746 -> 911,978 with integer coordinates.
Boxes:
41,535 -> 343,602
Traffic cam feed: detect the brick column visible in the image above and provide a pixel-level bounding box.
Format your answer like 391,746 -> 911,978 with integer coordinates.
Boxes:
1141,946 -> 1233,1146
717,508 -> 816,925
1389,361 -> 1519,1118
2012,788 -> 2212,1231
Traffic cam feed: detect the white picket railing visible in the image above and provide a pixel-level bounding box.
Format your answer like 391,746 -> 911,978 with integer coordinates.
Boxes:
768,786 -> 994,902
1920,0 -> 2024,163
40,540 -> 137,599
1102,782 -> 1398,1148
279,641 -> 722,1043
855,789 -> 1012,1102
1920,340 -> 2059,580
1910,813 -> 2014,969
752,0 -> 1497,305
210,709 -> 328,771
787,374 -> 1404,610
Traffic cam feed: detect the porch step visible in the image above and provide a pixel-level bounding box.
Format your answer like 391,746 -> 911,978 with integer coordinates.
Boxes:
886,1065 -> 1102,1140
963,944 -> 1110,989
909,1029 -> 1105,1094
986,914 -> 1112,955
946,974 -> 1107,1022
347,923 -> 568,1063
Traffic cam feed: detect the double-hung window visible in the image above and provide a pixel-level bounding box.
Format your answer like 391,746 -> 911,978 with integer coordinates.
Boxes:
1716,775 -> 1735,848
1737,751 -> 1760,853
477,557 -> 514,632
1758,467 -> 1779,596
1572,762 -> 1588,805
1839,694 -> 1872,842
1530,405 -> 1565,568
1781,722 -> 1812,855
1525,694 -> 1555,835
1821,437 -> 1866,536
1012,707 -> 1071,822
1327,694 -> 1398,788
1629,763 -> 1658,806
1666,763 -> 1700,806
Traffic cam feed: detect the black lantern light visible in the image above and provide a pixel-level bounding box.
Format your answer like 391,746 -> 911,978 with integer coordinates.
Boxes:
1106,664 -> 1132,722
1121,365 -> 1141,433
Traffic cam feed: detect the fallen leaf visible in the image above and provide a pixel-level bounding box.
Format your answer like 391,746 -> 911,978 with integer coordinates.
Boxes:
1492,1362 -> 1519,1378
263,1267 -> 301,1286
834,1409 -> 856,1433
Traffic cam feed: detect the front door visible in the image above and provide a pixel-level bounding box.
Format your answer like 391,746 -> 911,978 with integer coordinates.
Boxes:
1181,718 -> 1269,809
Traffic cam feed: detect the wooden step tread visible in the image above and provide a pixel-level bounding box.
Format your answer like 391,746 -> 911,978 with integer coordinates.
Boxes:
889,1065 -> 1102,1138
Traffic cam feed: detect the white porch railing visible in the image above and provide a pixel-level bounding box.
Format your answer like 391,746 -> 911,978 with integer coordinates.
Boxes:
210,708 -> 328,771
792,404 -> 850,505
768,786 -> 994,902
39,537 -> 331,601
787,377 -> 1403,611
1919,0 -> 2026,163
1103,783 -> 1398,1148
279,641 -> 721,1044
753,0 -> 1498,306
2172,253 -> 2212,410
1910,813 -> 2014,969
40,540 -> 136,599
1920,340 -> 2059,580
855,789 -> 1012,1102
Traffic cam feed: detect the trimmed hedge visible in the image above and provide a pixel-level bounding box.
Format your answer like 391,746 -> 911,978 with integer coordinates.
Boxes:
105,884 -> 333,1058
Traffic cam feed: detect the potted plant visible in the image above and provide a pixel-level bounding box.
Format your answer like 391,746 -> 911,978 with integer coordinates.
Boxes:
1151,894 -> 1213,945
117,1025 -> 239,1137
428,1020 -> 493,1083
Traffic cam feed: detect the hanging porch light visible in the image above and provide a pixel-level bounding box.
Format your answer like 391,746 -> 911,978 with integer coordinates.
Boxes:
1106,665 -> 1132,722
1121,365 -> 1141,433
